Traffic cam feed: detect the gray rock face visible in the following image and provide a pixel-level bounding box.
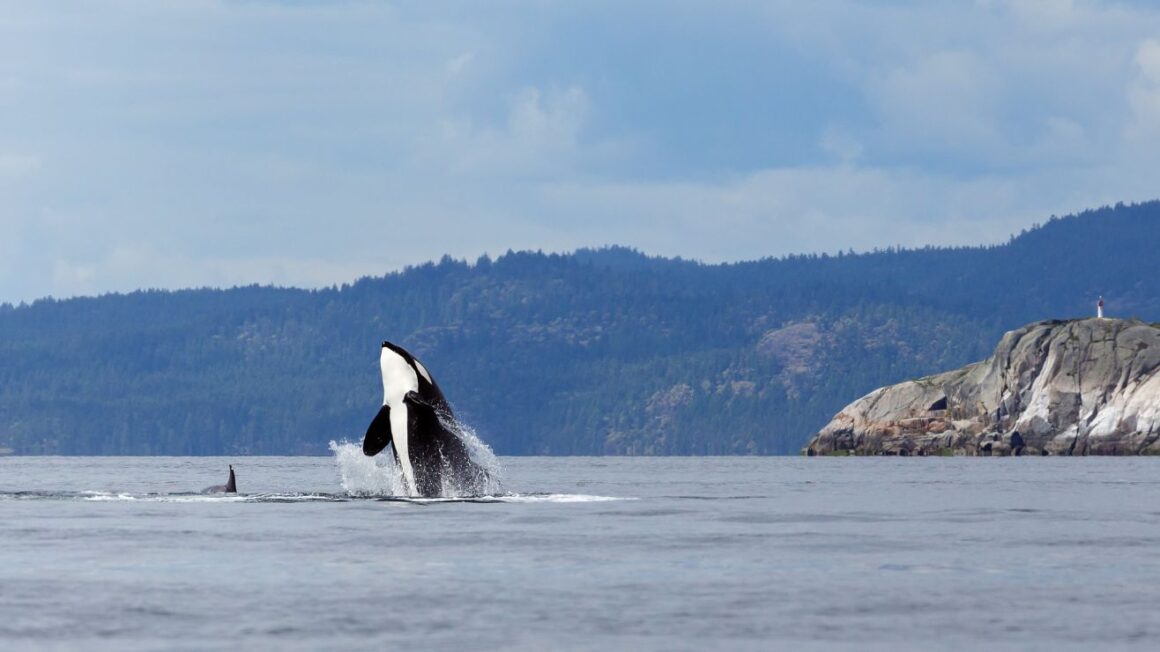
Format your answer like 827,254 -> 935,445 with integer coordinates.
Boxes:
804,319 -> 1160,456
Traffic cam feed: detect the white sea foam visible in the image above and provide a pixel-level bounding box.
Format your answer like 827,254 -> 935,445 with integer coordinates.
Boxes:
84,491 -> 248,503
82,492 -> 137,501
345,493 -> 631,504
67,489 -> 295,503
478,493 -> 632,503
2,487 -> 628,504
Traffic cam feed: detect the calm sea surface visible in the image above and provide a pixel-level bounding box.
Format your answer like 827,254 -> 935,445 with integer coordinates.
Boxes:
2,455 -> 1160,651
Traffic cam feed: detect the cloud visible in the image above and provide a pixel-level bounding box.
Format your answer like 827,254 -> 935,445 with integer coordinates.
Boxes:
536,164 -> 1084,263
49,244 -> 374,297
0,154 -> 42,176
1,1 -> 1160,302
1128,39 -> 1160,140
446,51 -> 476,76
867,50 -> 1001,159
434,85 -> 593,178
818,127 -> 863,165
995,0 -> 1079,27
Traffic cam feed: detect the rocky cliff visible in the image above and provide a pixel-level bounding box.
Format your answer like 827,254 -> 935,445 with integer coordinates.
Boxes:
804,318 -> 1160,456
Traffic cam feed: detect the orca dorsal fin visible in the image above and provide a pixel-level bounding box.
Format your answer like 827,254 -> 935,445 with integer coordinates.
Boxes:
225,465 -> 237,493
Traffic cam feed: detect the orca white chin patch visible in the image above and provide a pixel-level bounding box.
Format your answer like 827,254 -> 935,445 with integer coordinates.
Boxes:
377,346 -> 419,495
380,347 -> 420,405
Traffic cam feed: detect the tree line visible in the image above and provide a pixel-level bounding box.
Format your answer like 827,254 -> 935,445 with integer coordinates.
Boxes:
0,201 -> 1157,455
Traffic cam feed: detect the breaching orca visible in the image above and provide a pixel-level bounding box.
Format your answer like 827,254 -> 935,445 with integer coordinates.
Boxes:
362,341 -> 488,497
203,465 -> 237,494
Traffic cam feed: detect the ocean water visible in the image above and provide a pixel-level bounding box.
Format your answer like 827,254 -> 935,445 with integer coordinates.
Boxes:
3,455 -> 1160,651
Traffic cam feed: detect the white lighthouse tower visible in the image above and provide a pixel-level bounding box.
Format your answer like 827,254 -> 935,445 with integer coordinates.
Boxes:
1097,296 -> 1104,319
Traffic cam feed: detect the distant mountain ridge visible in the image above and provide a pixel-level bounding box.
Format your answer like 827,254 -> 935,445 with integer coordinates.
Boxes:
1,201 -> 1158,455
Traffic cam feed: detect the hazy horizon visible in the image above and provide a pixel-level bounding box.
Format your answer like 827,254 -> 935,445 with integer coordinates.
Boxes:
2,199 -> 1130,306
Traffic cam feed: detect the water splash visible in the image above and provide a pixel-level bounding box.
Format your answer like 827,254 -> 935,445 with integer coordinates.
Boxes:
329,441 -> 409,496
329,417 -> 504,498
438,415 -> 504,497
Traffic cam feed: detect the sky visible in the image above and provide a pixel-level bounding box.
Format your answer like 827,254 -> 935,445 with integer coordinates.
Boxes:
2,0 -> 1159,302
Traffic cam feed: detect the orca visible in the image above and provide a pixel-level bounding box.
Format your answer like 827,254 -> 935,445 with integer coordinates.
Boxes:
362,341 -> 488,497
202,465 -> 237,494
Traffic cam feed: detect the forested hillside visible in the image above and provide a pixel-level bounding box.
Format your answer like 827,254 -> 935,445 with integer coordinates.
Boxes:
1,202 -> 1157,455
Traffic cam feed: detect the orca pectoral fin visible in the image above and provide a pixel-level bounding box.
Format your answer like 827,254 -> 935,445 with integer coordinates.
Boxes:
404,392 -> 443,438
362,405 -> 393,457
404,391 -> 435,410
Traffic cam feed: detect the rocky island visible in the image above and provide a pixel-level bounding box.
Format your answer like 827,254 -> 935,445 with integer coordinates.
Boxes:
804,318 -> 1160,456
